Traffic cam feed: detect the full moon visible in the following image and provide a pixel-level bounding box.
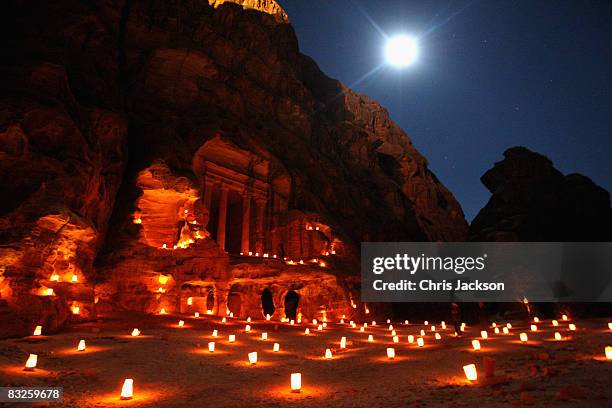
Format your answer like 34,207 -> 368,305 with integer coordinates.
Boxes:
385,35 -> 418,67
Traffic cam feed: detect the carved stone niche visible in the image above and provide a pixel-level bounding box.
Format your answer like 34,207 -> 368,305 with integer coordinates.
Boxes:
134,160 -> 206,250
193,135 -> 290,255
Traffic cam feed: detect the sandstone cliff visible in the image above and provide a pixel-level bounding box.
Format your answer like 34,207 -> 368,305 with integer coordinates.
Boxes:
470,147 -> 612,242
1,0 -> 467,336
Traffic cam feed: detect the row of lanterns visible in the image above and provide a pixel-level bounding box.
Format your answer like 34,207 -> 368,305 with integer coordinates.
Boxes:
23,315 -> 612,399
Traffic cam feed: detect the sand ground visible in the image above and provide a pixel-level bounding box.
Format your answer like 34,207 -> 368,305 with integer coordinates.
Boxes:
1,313 -> 610,407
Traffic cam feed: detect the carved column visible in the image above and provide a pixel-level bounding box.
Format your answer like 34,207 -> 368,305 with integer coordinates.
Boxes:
216,185 -> 228,251
254,198 -> 266,253
203,179 -> 214,212
241,192 -> 251,254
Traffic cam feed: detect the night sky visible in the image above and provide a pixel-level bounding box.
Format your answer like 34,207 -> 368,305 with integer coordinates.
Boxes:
280,0 -> 612,221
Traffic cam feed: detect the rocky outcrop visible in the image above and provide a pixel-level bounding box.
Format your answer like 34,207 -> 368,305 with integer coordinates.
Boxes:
209,0 -> 289,23
470,147 -> 612,241
0,61 -> 127,336
1,0 -> 467,335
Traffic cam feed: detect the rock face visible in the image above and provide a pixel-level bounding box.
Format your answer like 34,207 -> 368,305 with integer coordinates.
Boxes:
209,0 -> 289,23
470,147 -> 612,242
1,0 -> 467,336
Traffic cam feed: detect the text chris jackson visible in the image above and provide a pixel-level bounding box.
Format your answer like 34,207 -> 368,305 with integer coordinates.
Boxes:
370,254 -> 505,292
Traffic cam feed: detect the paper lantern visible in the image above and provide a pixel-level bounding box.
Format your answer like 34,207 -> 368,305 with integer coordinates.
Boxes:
71,274 -> 78,283
77,339 -> 86,351
387,319 -> 391,324
533,317 -> 540,323
494,327 -> 500,334
340,337 -> 347,349
248,352 -> 257,365
424,320 -> 429,325
178,320 -> 185,327
313,319 -> 318,325
368,334 -> 374,342
290,320 -> 295,325
417,337 -> 424,347
435,333 -> 441,340
50,274 -> 60,282
304,328 -> 310,335
325,348 -> 332,359
131,328 -> 140,337
552,320 -> 558,326
569,324 -> 576,331
420,329 -> 425,336
472,340 -> 481,351
273,343 -> 280,352
372,321 -> 377,326
159,308 -> 166,315
228,334 -> 235,343
520,333 -> 528,342
441,321 -> 446,329
605,346 -> 612,360
506,323 -> 512,329
608,322 -> 612,331
266,314 -> 271,321
317,324 -> 323,331
502,327 -> 509,335
554,332 -> 562,341
562,314 -> 568,321
404,320 -> 409,325
393,335 -> 399,343
229,312 -> 234,318
208,342 -> 215,352
391,330 -> 396,336
463,364 -> 477,381
431,325 -> 436,332
408,335 -> 414,344
245,325 -> 251,332
530,325 -> 537,332
481,330 -> 488,339
33,325 -> 42,336
360,326 -> 365,332
261,332 -> 268,340
291,373 -> 301,393
187,297 -> 193,306
194,312 -> 200,318
388,325 -> 394,331
120,379 -> 133,400
222,317 -> 227,323
212,330 -> 218,337
24,354 -> 37,371
386,348 -> 395,359
247,317 -> 251,322
491,322 -> 497,328
340,319 -> 344,324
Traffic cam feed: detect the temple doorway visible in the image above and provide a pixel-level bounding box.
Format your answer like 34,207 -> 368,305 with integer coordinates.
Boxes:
261,288 -> 275,317
225,190 -> 243,254
206,291 -> 215,311
284,290 -> 299,320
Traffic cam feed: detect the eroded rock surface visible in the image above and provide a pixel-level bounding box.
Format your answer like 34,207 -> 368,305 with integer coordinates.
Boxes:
470,147 -> 612,242
1,0 -> 467,336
